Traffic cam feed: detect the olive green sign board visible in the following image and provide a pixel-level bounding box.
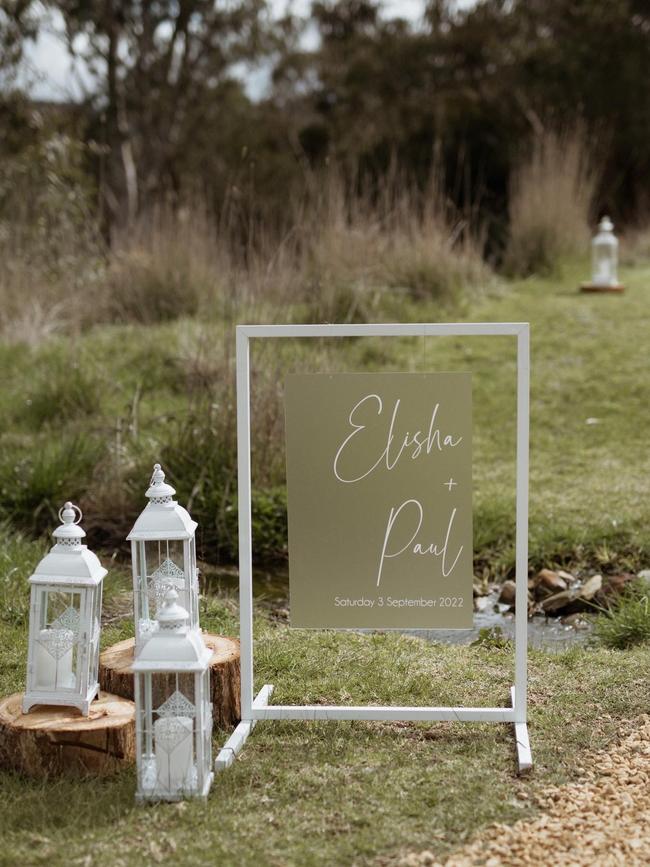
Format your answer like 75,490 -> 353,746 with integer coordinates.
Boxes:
285,372 -> 473,629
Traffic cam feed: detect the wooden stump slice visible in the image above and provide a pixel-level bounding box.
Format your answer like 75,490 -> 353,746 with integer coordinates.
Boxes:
100,633 -> 241,729
0,691 -> 135,778
580,282 -> 625,293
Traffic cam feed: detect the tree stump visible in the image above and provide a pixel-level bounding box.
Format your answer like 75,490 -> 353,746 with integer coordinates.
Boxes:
99,633 -> 241,729
0,691 -> 135,778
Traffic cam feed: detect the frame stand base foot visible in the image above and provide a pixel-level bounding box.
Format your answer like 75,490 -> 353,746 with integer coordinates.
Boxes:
510,686 -> 533,773
215,685 -> 274,771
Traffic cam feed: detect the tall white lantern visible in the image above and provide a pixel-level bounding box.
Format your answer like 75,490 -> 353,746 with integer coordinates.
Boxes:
23,502 -> 106,716
591,216 -> 619,287
127,463 -> 199,652
133,589 -> 213,802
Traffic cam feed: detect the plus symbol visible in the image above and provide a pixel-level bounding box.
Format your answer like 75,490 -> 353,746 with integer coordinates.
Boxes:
444,478 -> 457,492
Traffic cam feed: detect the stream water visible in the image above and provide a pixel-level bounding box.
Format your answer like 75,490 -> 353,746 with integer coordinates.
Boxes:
405,588 -> 591,651
210,570 -> 591,652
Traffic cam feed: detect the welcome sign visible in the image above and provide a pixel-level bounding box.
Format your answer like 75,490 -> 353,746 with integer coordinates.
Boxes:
285,372 -> 473,629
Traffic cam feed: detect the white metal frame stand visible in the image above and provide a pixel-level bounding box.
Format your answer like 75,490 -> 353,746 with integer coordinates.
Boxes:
216,323 -> 532,773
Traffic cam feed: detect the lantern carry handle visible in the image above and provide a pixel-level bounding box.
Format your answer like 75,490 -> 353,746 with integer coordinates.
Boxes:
58,502 -> 83,525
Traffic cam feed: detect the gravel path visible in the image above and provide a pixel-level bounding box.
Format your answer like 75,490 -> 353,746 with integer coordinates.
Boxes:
398,715 -> 650,867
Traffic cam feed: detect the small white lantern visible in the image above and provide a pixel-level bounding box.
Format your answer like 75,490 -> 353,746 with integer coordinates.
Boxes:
23,502 -> 106,716
127,464 -> 199,652
591,216 -> 619,287
133,589 -> 213,802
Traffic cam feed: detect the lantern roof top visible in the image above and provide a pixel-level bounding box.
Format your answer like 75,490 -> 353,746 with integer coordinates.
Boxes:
594,216 -> 617,246
127,463 -> 198,541
30,502 -> 107,586
132,589 -> 211,672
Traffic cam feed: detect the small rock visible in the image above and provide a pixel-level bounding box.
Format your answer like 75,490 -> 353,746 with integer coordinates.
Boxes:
558,569 -> 578,585
637,569 -> 650,586
561,613 -> 590,629
580,573 -> 603,601
541,588 -> 579,614
536,568 -> 568,593
498,579 -> 517,606
474,595 -> 490,612
528,595 -> 541,617
542,574 -> 602,615
601,573 -> 635,597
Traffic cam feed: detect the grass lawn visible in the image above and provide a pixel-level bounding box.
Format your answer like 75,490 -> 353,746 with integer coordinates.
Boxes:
1,263 -> 650,865
1,605 -> 650,867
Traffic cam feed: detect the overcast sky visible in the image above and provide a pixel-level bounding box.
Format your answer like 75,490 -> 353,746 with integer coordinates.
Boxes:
18,0 -> 439,102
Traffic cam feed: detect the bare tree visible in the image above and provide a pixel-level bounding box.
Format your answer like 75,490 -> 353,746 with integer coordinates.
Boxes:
44,0 -> 269,233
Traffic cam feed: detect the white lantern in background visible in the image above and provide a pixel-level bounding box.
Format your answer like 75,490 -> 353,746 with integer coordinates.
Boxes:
127,464 -> 199,652
591,216 -> 619,287
133,589 -> 213,802
23,502 -> 106,716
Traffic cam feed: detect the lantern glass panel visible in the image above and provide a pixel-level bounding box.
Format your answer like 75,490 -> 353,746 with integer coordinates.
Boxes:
145,539 -> 188,615
189,537 -> 199,626
34,588 -> 82,691
138,673 -> 202,798
89,585 -> 102,684
134,541 -> 152,635
594,245 -> 614,284
200,669 -> 212,781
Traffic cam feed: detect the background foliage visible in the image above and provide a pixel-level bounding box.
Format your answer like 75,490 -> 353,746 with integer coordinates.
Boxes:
2,0 -> 650,244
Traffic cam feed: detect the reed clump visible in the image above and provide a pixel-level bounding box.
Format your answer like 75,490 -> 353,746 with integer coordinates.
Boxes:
505,127 -> 598,276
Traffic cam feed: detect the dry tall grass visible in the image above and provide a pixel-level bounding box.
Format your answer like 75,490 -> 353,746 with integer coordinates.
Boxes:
621,224 -> 650,267
292,167 -> 491,321
0,137 -> 104,344
505,127 -> 598,276
0,149 -> 492,343
105,206 -> 237,323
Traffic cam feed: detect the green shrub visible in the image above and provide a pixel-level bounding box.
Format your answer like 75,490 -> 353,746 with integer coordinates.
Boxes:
0,525 -> 46,625
20,352 -> 102,428
0,433 -> 105,534
592,581 -> 650,649
158,410 -> 288,564
221,487 -> 288,564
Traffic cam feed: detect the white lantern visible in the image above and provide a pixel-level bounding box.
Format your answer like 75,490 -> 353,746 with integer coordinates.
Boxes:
127,463 -> 199,652
133,589 -> 213,801
591,216 -> 619,287
23,502 -> 106,716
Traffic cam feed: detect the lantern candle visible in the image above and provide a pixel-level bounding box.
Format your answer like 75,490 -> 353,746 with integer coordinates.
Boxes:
35,628 -> 75,689
154,716 -> 194,791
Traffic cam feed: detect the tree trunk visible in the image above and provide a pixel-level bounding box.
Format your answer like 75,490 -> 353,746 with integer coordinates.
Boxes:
0,692 -> 135,778
100,634 -> 241,729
